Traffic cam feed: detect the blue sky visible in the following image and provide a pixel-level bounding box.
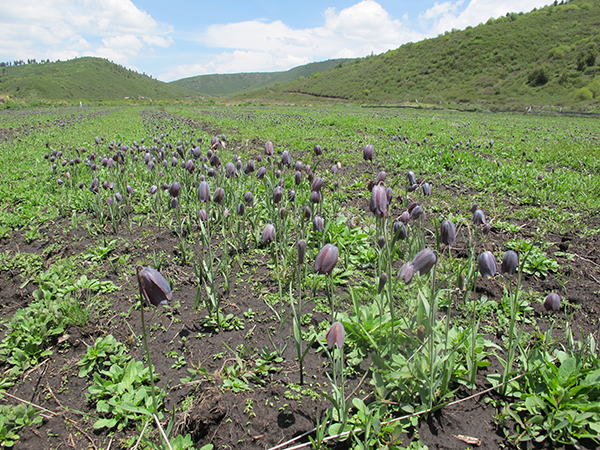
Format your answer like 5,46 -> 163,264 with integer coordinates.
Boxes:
0,0 -> 552,82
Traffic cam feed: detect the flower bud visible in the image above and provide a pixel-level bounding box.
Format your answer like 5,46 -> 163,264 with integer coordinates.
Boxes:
378,273 -> 388,294
169,181 -> 181,198
170,197 -> 178,209
394,222 -> 408,240
225,162 -> 236,177
295,171 -> 302,185
407,171 -> 417,185
244,191 -> 253,205
363,144 -> 374,161
115,193 -> 123,203
198,181 -> 210,202
376,171 -> 386,184
265,140 -> 274,156
544,293 -> 561,312
314,244 -> 339,275
410,205 -> 424,221
501,250 -> 518,275
325,321 -> 345,349
281,150 -> 291,167
313,216 -> 324,233
280,207 -> 287,219
478,251 -> 497,277
273,185 -> 283,204
304,205 -> 311,219
311,177 -> 324,192
237,203 -> 245,216
256,166 -> 267,179
138,267 -> 172,307
422,182 -> 432,196
213,187 -> 225,204
399,261 -> 414,284
198,209 -> 207,221
126,185 -> 134,195
314,144 -> 322,156
297,239 -> 307,265
288,190 -> 296,202
309,190 -> 321,204
377,235 -> 386,249
440,220 -> 456,246
472,209 -> 486,225
148,185 -> 158,195
399,211 -> 410,224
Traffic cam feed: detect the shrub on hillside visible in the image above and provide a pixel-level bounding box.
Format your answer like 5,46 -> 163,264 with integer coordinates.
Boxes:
528,66 -> 550,86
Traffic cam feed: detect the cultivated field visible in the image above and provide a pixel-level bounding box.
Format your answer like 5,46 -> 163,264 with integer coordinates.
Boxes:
0,104 -> 599,449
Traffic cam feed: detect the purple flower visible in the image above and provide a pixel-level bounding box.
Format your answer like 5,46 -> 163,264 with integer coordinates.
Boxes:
325,321 -> 345,349
315,244 -> 339,275
363,144 -> 374,161
478,251 -> 497,277
169,181 -> 181,198
262,224 -> 275,244
313,216 -> 324,233
265,140 -> 274,156
138,267 -> 172,307
544,293 -> 561,312
370,184 -> 387,217
213,187 -> 225,204
412,249 -> 437,276
440,220 -> 456,246
501,250 -> 519,275
198,181 -> 210,202
298,239 -> 307,265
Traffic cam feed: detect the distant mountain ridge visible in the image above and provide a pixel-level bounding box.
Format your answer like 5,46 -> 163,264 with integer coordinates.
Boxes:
169,59 -> 349,96
269,0 -> 600,109
1,0 -> 599,110
0,57 -> 195,102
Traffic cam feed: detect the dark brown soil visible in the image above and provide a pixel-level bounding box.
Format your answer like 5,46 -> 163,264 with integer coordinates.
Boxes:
0,203 -> 599,450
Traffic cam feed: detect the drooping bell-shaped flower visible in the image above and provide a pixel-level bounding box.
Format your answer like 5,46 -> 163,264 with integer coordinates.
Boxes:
313,216 -> 324,233
297,239 -> 307,266
256,166 -> 267,179
440,220 -> 456,246
422,182 -> 432,196
544,293 -> 561,312
244,191 -> 253,205
265,140 -> 274,156
501,250 -> 519,275
281,150 -> 291,167
370,184 -> 387,217
363,144 -> 374,161
262,224 -> 275,244
169,181 -> 181,198
407,171 -> 417,185
213,187 -> 225,204
378,273 -> 388,294
325,321 -> 345,349
472,209 -> 486,225
412,249 -> 437,276
314,244 -> 339,275
314,144 -> 323,156
198,181 -> 210,203
273,185 -> 283,204
138,267 -> 172,307
478,251 -> 497,277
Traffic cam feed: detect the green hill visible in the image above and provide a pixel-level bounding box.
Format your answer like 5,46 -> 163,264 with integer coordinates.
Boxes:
0,57 -> 195,102
170,59 -> 349,96
241,0 -> 600,110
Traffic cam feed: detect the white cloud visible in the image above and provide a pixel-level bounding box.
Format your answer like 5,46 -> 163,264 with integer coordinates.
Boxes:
420,0 -> 552,36
161,0 -> 424,80
0,0 -> 172,65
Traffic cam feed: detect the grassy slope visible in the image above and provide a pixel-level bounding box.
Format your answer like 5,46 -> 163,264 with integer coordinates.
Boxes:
256,0 -> 600,109
0,57 -> 195,102
169,59 -> 349,96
